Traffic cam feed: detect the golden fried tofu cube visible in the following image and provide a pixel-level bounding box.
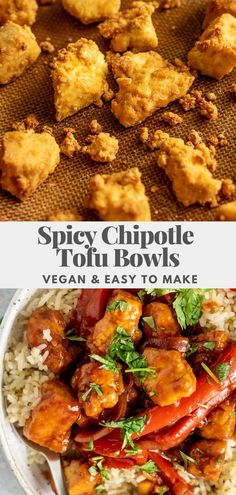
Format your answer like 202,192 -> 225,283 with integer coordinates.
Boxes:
63,460 -> 102,495
52,38 -> 108,121
62,0 -> 121,24
188,13 -> 236,79
142,348 -> 196,406
154,131 -> 222,207
215,200 -> 236,220
0,21 -> 40,85
203,0 -> 236,29
82,132 -> 119,162
0,130 -> 60,200
88,167 -> 151,221
110,51 -> 194,127
0,0 -> 38,26
23,380 -> 79,453
98,1 -> 158,53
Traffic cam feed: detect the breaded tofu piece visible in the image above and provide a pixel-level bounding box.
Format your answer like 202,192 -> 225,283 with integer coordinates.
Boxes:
71,362 -> 124,418
52,38 -> 108,121
63,460 -> 102,495
88,289 -> 143,355
60,131 -> 81,158
215,201 -> 236,220
154,131 -> 222,207
98,1 -> 159,53
110,51 -> 194,127
0,21 -> 40,85
47,209 -> 83,221
82,132 -> 119,162
203,0 -> 236,29
0,0 -> 38,26
88,167 -> 151,221
23,380 -> 79,453
0,130 -> 60,201
62,0 -> 121,24
188,13 -> 236,79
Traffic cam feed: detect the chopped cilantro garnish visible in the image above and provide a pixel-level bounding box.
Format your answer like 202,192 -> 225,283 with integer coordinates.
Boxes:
159,487 -> 168,495
134,460 -> 158,473
138,289 -> 175,301
100,415 -> 147,450
89,466 -> 98,476
203,341 -> 216,350
173,289 -> 205,330
65,329 -> 86,342
84,438 -> 94,451
125,445 -> 142,456
95,485 -> 104,493
90,457 -> 110,481
186,344 -> 198,357
201,362 -> 220,385
142,316 -> 156,330
90,354 -> 118,374
214,362 -> 232,381
180,451 -> 198,470
107,300 -> 128,312
82,383 -> 103,401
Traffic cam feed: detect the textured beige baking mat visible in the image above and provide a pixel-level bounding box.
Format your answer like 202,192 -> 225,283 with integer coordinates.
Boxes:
0,0 -> 235,221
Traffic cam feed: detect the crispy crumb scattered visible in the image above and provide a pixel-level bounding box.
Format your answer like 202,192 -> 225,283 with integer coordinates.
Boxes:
12,114 -> 39,132
0,130 -> 60,200
218,133 -> 228,146
139,127 -> 149,144
208,135 -> 219,147
111,51 -> 194,127
180,90 -> 218,119
60,132 -> 81,158
198,98 -> 218,120
82,133 -> 119,163
215,201 -> 236,221
98,1 -> 159,53
89,120 -> 103,135
88,167 -> 151,221
221,178 -> 236,198
148,130 -> 221,207
42,125 -> 53,134
162,0 -> 182,9
206,91 -> 217,101
188,129 -> 202,146
102,87 -> 115,102
47,209 -> 83,221
161,111 -> 183,126
40,41 -> 55,53
151,185 -> 158,192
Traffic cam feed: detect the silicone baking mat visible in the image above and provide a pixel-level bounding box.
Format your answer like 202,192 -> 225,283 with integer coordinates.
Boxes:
0,0 -> 235,221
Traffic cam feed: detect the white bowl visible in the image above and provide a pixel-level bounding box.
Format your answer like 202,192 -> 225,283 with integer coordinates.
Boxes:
0,289 -> 51,495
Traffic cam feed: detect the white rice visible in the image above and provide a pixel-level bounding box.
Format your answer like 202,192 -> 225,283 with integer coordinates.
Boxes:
3,289 -> 236,495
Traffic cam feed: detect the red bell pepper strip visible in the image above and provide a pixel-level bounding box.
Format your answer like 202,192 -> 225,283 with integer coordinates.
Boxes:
104,458 -> 135,470
148,452 -> 193,495
70,289 -> 112,336
149,386 -> 232,450
87,429 -> 149,465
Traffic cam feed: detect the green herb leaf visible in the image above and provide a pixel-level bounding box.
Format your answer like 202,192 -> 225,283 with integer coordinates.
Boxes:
100,416 -> 147,450
201,362 -> 220,385
66,329 -> 86,342
107,300 -> 128,312
125,445 -> 142,456
84,438 -> 94,451
180,451 -> 198,470
142,316 -> 156,330
0,316 -> 3,324
82,383 -> 103,401
134,460 -> 158,473
203,341 -> 216,350
90,354 -> 118,374
91,457 -> 110,481
214,362 -> 232,382
89,466 -> 98,476
186,344 -> 198,357
173,289 -> 205,330
138,289 -> 175,301
95,485 -> 104,493
159,487 -> 168,495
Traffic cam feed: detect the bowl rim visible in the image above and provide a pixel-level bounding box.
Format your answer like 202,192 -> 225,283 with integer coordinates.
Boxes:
0,288 -> 38,495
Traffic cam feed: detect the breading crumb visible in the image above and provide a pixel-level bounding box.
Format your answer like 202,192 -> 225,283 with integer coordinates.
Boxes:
42,125 -> 53,134
40,41 -> 55,53
102,87 -> 115,102
230,83 -> 236,94
180,90 -> 218,119
208,135 -> 219,146
139,127 -> 149,144
11,114 -> 39,131
47,209 -> 83,221
188,129 -> 202,146
221,178 -> 236,198
161,111 -> 183,126
89,120 -> 103,135
198,98 -> 218,120
82,132 -> 119,163
151,185 -> 158,192
63,127 -> 76,134
215,201 -> 236,221
162,0 -> 182,9
206,91 -> 217,101
60,132 -> 81,158
218,133 -> 228,146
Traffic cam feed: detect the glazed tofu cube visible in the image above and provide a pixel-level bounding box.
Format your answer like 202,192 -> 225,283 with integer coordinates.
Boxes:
0,21 -> 40,85
0,0 -> 38,26
52,38 -> 108,121
63,461 -> 102,495
0,130 -> 60,200
23,380 -> 79,453
88,167 -> 151,221
88,289 -> 142,354
154,131 -> 222,207
98,1 -> 158,53
203,0 -> 236,29
110,51 -> 194,127
62,0 -> 121,24
188,13 -> 236,79
27,307 -> 80,374
142,348 -> 196,406
215,200 -> 236,220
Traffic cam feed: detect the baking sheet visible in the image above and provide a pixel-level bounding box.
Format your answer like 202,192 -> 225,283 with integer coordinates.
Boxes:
0,0 -> 235,221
